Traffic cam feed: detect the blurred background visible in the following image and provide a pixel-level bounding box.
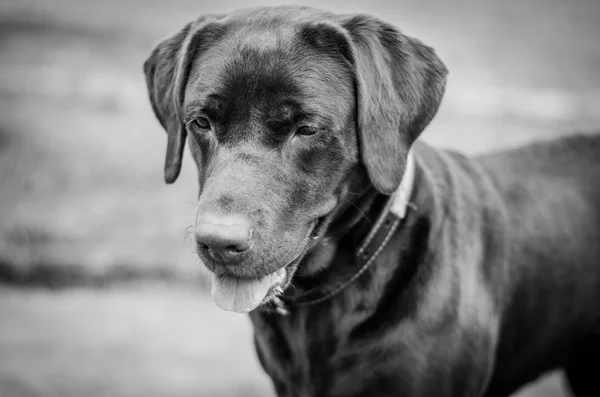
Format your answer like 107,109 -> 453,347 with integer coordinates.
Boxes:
0,0 -> 598,396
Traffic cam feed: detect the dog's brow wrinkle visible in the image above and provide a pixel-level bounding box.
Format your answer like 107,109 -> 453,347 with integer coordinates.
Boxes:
185,100 -> 202,114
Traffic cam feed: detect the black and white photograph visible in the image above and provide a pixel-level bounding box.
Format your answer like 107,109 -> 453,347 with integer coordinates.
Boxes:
1,0 -> 599,396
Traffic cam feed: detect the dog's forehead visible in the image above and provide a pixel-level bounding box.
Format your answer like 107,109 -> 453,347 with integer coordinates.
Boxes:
240,29 -> 279,50
210,5 -> 338,55
183,19 -> 353,127
225,5 -> 336,27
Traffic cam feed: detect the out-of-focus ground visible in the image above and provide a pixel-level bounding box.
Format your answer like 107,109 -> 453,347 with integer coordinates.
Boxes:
0,0 -> 598,396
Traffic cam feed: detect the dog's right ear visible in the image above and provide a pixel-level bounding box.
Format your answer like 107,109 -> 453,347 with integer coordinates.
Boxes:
143,16 -> 224,184
339,15 -> 448,194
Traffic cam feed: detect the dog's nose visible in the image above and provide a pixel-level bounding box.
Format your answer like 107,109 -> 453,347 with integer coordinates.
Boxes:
195,214 -> 253,265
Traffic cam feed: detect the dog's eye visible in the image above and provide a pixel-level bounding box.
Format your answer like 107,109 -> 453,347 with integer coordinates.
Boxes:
193,117 -> 211,130
296,126 -> 317,136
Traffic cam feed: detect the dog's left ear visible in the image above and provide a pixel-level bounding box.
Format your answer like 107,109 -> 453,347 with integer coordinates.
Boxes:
143,15 -> 225,184
340,15 -> 448,194
143,24 -> 192,184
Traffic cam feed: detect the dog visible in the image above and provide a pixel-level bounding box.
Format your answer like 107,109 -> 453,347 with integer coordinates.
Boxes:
143,6 -> 600,397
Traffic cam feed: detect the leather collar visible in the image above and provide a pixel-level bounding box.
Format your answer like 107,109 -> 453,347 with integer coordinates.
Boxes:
272,151 -> 417,315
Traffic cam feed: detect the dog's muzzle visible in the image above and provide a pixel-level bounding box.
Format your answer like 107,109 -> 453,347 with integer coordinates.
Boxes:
195,211 -> 313,313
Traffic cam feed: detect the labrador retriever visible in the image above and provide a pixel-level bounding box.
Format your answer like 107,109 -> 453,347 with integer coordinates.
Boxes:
143,6 -> 600,397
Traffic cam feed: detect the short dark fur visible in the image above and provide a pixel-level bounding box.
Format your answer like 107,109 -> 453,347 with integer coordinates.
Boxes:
144,6 -> 600,397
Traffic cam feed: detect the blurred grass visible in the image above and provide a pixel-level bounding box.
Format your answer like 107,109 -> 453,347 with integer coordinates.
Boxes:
0,0 -> 599,396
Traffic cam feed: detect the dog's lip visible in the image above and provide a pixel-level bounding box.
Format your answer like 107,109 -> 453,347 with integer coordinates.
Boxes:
307,201 -> 338,245
259,207 -> 337,307
309,216 -> 324,238
259,246 -> 307,306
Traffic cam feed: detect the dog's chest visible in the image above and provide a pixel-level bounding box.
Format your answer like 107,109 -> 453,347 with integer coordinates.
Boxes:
250,310 -> 331,396
251,307 -> 360,397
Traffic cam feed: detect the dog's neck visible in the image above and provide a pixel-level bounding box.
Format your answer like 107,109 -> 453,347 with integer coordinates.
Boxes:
280,151 -> 418,309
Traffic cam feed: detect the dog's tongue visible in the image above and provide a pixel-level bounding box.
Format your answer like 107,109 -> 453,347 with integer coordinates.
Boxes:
210,273 -> 272,313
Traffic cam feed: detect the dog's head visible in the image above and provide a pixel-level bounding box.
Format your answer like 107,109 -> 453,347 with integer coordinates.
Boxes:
143,6 -> 447,312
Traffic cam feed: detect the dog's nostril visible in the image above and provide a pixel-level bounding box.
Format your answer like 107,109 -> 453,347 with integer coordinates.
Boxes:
226,244 -> 247,253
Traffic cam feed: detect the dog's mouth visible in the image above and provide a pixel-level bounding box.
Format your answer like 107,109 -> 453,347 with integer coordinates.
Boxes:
209,243 -> 306,313
309,215 -> 327,240
209,214 -> 329,313
210,267 -> 289,313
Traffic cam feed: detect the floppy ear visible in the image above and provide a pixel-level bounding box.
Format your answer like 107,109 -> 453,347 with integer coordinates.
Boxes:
143,16 -> 224,184
340,15 -> 448,194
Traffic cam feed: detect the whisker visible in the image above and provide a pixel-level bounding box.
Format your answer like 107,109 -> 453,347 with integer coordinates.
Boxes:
341,196 -> 373,226
182,225 -> 195,243
287,282 -> 299,292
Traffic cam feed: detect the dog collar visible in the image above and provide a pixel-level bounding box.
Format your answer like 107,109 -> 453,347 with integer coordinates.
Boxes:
273,151 -> 416,314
